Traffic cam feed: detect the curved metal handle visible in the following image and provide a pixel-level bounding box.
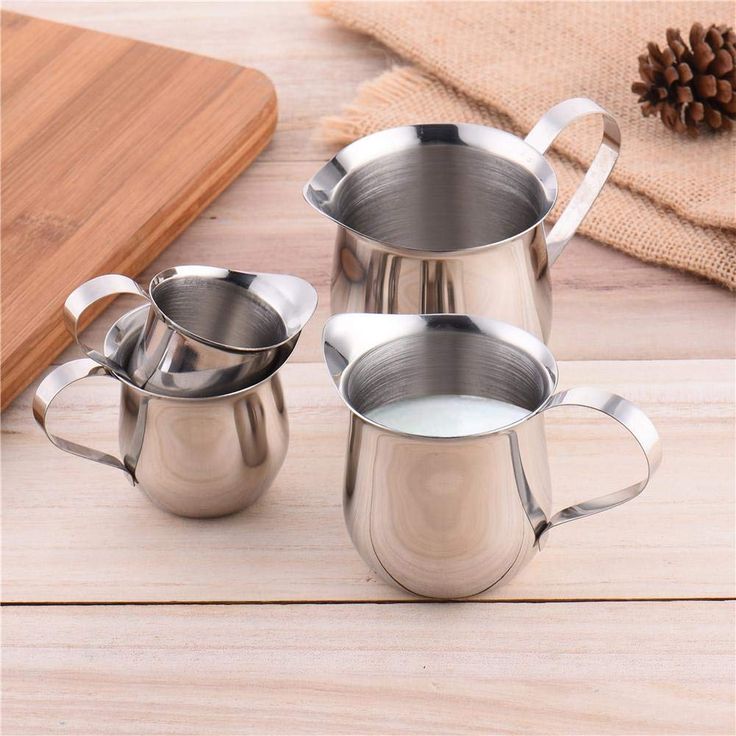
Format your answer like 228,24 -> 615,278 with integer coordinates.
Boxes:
537,386 -> 661,546
64,274 -> 148,376
32,358 -> 134,484
525,98 -> 621,266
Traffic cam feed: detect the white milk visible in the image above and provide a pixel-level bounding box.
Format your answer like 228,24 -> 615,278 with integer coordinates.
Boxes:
365,394 -> 530,437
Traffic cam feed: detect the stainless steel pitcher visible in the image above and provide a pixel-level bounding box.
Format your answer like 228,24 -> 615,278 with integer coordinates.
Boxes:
65,266 -> 317,397
306,98 -> 620,341
323,313 -> 661,599
34,307 -> 290,518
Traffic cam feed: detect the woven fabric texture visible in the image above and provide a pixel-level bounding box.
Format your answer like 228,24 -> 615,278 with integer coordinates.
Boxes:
316,1 -> 736,289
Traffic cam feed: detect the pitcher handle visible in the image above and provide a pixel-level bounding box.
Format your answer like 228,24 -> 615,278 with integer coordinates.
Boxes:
32,358 -> 135,484
536,386 -> 661,547
524,98 -> 621,267
64,274 -> 149,376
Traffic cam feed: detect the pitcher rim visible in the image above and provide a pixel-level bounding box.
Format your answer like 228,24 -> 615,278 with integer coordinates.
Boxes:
304,122 -> 559,256
323,313 -> 560,441
148,265 -> 318,353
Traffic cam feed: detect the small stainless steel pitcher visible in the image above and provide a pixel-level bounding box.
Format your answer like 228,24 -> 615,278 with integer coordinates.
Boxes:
65,266 -> 317,397
323,313 -> 661,599
306,98 -> 620,341
34,307 -> 290,518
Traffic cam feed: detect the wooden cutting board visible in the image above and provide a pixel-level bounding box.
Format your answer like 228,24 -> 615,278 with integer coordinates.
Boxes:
0,11 -> 277,408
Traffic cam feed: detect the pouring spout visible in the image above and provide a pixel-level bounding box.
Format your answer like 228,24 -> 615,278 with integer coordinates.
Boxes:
322,313 -> 399,391
303,159 -> 342,217
322,313 -> 434,392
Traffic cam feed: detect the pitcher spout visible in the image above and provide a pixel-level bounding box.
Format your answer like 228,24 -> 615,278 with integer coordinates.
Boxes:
251,272 -> 319,346
322,313 -> 429,394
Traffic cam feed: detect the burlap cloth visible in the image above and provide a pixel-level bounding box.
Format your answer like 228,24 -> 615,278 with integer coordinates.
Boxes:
315,1 -> 736,289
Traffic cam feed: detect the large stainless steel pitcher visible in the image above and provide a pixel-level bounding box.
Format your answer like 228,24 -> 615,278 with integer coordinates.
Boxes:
323,313 -> 661,599
34,307 -> 290,518
306,98 -> 620,340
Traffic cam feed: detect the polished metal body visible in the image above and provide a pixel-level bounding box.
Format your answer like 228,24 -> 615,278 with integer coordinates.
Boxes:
34,307 -> 289,518
65,266 -> 317,397
306,98 -> 620,340
323,313 -> 661,599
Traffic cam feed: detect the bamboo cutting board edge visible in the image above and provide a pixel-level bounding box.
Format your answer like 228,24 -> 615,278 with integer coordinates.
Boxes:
0,10 -> 278,408
1,92 -> 278,406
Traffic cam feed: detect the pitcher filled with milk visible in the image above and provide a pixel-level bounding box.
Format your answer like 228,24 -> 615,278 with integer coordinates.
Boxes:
323,313 -> 661,599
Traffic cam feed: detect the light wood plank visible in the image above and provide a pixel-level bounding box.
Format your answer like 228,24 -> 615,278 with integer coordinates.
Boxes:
2,359 -> 733,602
3,602 -> 734,735
45,160 -> 736,369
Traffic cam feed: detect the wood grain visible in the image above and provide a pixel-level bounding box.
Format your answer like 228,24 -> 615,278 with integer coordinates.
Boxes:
0,10 -> 277,408
3,359 -> 733,603
42,161 -> 736,371
122,161 -> 736,363
3,602 -> 734,735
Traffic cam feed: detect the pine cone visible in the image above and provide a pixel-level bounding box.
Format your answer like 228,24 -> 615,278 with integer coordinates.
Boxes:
632,22 -> 736,137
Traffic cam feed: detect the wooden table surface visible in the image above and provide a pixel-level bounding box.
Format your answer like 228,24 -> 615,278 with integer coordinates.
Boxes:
2,3 -> 735,734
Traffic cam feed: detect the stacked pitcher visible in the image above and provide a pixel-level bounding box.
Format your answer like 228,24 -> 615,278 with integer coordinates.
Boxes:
34,266 -> 317,518
35,97 -> 661,599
